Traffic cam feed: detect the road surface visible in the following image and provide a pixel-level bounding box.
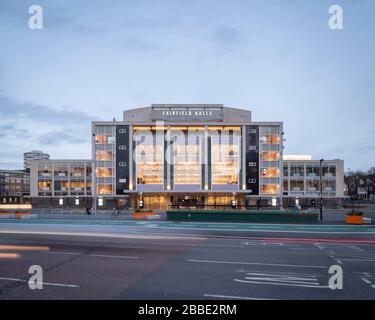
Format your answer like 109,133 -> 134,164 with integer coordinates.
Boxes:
1,219 -> 375,300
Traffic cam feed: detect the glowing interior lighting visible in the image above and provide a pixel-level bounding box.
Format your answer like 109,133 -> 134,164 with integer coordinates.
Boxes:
0,253 -> 20,259
0,245 -> 50,251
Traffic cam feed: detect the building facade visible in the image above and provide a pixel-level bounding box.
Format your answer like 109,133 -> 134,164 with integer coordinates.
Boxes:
28,104 -> 345,210
24,150 -> 50,171
345,174 -> 375,200
30,159 -> 92,208
0,169 -> 30,204
282,156 -> 345,208
91,104 -> 284,210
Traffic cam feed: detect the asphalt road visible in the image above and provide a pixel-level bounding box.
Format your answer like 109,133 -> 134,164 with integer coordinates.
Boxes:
1,220 -> 375,300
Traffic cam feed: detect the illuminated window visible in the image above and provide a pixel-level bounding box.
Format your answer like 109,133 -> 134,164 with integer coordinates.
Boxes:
96,167 -> 113,177
261,184 -> 279,195
210,127 -> 240,185
70,181 -> 84,191
261,151 -> 279,161
173,128 -> 202,185
98,198 -> 104,206
38,181 -> 52,190
135,127 -> 164,185
261,168 -> 279,178
96,151 -> 113,161
260,135 -> 280,144
97,184 -> 113,194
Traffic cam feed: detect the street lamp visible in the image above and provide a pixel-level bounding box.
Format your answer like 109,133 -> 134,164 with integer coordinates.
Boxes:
319,159 -> 324,221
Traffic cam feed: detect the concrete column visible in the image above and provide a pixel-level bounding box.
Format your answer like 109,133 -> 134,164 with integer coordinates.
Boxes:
129,125 -> 133,190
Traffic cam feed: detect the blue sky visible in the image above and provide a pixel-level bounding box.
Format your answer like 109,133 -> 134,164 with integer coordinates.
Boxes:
0,0 -> 374,170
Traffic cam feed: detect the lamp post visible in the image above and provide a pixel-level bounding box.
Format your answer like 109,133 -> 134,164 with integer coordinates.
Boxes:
319,159 -> 324,221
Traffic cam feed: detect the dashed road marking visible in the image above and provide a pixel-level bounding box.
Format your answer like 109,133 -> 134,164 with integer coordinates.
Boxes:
0,277 -> 79,288
187,259 -> 327,269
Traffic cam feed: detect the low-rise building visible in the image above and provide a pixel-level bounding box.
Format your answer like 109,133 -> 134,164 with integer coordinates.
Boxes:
282,156 -> 345,208
24,150 -> 50,172
28,104 -> 346,210
0,169 -> 30,204
30,160 -> 92,208
345,174 -> 375,200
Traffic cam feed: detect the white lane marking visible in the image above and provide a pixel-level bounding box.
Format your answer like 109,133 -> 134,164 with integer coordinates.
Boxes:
187,259 -> 327,269
288,247 -> 319,250
89,254 -> 139,259
0,277 -> 79,288
235,270 -> 325,288
240,273 -> 318,281
339,258 -> 375,262
237,270 -> 321,277
349,245 -> 363,251
361,278 -> 371,284
328,252 -> 375,259
263,242 -> 283,246
152,242 -> 243,248
46,251 -> 82,255
243,277 -> 320,286
204,294 -> 278,300
234,278 -> 329,288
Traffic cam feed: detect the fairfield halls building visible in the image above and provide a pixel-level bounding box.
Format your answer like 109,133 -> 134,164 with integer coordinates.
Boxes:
30,104 -> 345,210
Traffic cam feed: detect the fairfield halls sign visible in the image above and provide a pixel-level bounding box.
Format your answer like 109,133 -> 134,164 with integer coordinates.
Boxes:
151,104 -> 224,122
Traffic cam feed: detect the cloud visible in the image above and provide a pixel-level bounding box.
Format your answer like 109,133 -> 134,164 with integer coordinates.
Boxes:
0,95 -> 92,124
122,36 -> 161,53
211,27 -> 243,53
0,95 -> 93,168
0,122 -> 32,139
39,131 -> 89,145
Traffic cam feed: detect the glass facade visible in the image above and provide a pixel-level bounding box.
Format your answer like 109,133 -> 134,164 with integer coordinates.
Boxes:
129,125 -> 244,192
95,125 -> 115,194
37,161 -> 92,197
210,127 -> 241,189
28,105 -> 345,211
172,127 -> 202,187
283,162 -> 338,197
259,126 -> 281,195
134,127 -> 164,188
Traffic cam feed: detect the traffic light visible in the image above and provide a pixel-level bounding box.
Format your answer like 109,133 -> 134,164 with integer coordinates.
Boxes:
311,199 -> 316,206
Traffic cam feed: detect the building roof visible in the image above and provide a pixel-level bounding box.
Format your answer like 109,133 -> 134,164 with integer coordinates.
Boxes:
0,169 -> 29,175
122,104 -> 253,124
